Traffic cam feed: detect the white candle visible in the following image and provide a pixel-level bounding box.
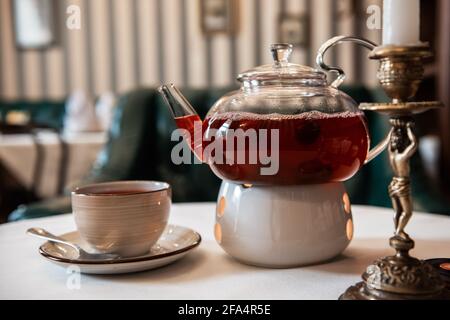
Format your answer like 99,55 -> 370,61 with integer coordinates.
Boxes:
383,0 -> 421,45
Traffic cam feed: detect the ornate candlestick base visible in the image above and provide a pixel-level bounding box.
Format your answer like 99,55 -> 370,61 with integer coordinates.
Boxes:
338,43 -> 448,300
341,254 -> 446,300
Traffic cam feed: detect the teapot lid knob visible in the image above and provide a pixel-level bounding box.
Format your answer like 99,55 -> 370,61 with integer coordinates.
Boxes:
270,43 -> 293,65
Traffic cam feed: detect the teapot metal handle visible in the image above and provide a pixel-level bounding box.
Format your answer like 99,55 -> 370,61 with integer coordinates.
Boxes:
316,36 -> 391,165
316,36 -> 377,88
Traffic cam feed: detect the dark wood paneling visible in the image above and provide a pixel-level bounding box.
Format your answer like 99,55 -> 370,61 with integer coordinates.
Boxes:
438,0 -> 450,188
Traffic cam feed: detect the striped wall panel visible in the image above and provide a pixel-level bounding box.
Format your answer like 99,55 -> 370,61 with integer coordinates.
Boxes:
0,0 -> 382,101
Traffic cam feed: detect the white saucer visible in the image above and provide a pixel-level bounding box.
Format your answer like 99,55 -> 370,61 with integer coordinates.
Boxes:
39,225 -> 201,274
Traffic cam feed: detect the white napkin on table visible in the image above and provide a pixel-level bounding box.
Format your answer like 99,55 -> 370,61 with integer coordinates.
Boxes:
63,90 -> 100,134
95,91 -> 116,132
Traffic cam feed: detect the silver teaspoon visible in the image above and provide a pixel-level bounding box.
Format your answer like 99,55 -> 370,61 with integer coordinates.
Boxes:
27,227 -> 120,260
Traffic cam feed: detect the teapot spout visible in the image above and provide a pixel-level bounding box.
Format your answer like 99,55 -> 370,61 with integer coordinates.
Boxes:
158,84 -> 204,161
158,84 -> 199,119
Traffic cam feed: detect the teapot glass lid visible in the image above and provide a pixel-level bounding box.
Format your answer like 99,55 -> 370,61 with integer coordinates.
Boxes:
237,44 -> 327,87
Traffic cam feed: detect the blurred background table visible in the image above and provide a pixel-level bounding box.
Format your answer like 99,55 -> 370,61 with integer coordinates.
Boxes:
0,131 -> 106,222
0,203 -> 448,300
0,131 -> 106,197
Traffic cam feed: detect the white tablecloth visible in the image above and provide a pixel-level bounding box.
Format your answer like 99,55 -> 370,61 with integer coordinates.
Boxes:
0,131 -> 106,198
0,203 -> 449,300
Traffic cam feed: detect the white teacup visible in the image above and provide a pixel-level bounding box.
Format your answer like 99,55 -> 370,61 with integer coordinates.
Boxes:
72,181 -> 171,257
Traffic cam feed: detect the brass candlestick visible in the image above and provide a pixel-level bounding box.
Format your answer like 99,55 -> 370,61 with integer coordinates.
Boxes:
339,43 -> 447,300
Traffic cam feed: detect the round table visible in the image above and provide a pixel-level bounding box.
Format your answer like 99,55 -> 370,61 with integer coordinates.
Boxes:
0,203 -> 449,300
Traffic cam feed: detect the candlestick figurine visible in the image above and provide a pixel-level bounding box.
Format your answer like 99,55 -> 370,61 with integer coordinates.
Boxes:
389,119 -> 416,242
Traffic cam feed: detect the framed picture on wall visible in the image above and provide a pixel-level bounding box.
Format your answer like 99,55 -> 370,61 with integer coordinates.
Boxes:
278,14 -> 310,47
200,0 -> 239,35
13,0 -> 57,50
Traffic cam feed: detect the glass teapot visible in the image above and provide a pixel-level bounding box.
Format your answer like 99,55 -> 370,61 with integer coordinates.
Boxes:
159,42 -> 389,185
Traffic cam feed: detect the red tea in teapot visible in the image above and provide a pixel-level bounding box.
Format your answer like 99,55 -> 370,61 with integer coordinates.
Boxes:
175,110 -> 369,185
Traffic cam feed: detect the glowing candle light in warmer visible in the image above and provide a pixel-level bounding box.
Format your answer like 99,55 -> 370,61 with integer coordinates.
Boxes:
383,0 -> 421,45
